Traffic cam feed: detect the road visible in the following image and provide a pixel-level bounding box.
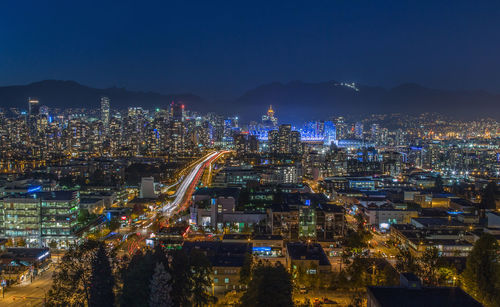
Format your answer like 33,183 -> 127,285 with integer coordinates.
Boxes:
0,266 -> 54,307
161,151 -> 228,216
2,151 -> 230,306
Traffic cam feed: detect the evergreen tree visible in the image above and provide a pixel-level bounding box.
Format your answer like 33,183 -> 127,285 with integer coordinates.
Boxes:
239,253 -> 253,286
89,244 -> 115,307
189,250 -> 214,307
149,262 -> 173,307
240,262 -> 293,307
47,240 -> 99,306
168,250 -> 192,307
461,233 -> 500,307
120,251 -> 156,307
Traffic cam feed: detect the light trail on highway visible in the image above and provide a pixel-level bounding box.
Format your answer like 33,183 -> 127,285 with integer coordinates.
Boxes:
161,151 -> 227,215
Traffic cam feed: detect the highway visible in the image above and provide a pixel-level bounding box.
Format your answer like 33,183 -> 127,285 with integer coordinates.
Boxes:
2,151 -> 230,306
161,151 -> 227,215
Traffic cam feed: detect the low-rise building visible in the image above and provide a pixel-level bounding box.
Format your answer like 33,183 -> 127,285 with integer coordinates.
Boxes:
286,242 -> 331,275
367,272 -> 482,307
182,241 -> 252,293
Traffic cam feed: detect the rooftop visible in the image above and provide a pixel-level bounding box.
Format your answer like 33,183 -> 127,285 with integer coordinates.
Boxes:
286,243 -> 330,266
367,286 -> 483,307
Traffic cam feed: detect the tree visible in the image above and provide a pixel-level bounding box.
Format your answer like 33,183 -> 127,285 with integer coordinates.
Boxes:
78,209 -> 90,224
418,246 -> 440,286
168,250 -> 193,307
344,228 -> 372,256
149,262 -> 173,307
395,246 -> 419,273
240,262 -> 293,307
120,251 -> 157,307
89,244 -> 115,307
48,240 -> 58,249
461,233 -> 500,307
239,253 -> 253,286
47,240 -> 100,306
189,250 -> 214,307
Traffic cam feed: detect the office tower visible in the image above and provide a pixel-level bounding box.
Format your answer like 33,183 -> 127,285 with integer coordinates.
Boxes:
100,96 -> 110,134
323,121 -> 336,145
249,135 -> 259,153
262,105 -> 278,128
166,120 -> 185,154
170,101 -> 184,122
234,133 -> 247,154
28,97 -> 40,117
290,130 -> 302,154
354,122 -> 364,139
269,124 -> 301,154
335,116 -> 346,140
28,97 -> 40,136
268,130 -> 279,153
39,105 -> 49,118
0,191 -> 80,247
371,123 -> 380,142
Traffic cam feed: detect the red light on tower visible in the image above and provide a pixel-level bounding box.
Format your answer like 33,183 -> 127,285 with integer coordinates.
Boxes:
181,104 -> 185,109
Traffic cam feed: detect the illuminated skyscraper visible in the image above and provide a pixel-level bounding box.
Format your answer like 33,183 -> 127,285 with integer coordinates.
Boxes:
269,124 -> 301,154
354,122 -> 363,139
171,101 -> 184,122
28,97 -> 40,136
100,96 -> 110,134
262,105 -> 278,128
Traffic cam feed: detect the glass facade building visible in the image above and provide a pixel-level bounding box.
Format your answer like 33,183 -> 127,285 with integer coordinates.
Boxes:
0,191 -> 79,247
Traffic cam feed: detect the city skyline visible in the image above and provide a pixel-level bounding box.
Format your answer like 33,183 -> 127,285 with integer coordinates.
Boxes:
0,79 -> 499,125
1,1 -> 499,306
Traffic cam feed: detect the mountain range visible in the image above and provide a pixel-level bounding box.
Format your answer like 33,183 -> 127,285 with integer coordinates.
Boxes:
0,80 -> 498,123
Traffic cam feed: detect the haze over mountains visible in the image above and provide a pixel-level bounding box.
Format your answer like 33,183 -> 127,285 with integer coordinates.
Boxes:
0,80 -> 498,124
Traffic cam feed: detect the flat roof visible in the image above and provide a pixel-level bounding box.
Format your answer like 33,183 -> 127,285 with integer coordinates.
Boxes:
367,286 -> 483,307
286,243 -> 330,266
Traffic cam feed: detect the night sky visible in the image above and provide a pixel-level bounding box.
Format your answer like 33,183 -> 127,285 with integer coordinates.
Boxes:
1,0 -> 500,99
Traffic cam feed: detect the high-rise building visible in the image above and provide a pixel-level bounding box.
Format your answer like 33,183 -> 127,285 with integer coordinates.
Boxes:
262,105 -> 278,128
171,101 -> 184,122
290,130 -> 302,154
278,124 -> 291,153
323,121 -> 336,145
249,135 -> 259,153
234,133 -> 247,154
28,97 -> 40,136
100,96 -> 110,134
354,122 -> 364,139
269,124 -> 301,154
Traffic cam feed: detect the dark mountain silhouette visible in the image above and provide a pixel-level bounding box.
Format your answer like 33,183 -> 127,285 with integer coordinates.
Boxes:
235,81 -> 500,123
0,80 -> 498,123
0,80 -> 203,110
